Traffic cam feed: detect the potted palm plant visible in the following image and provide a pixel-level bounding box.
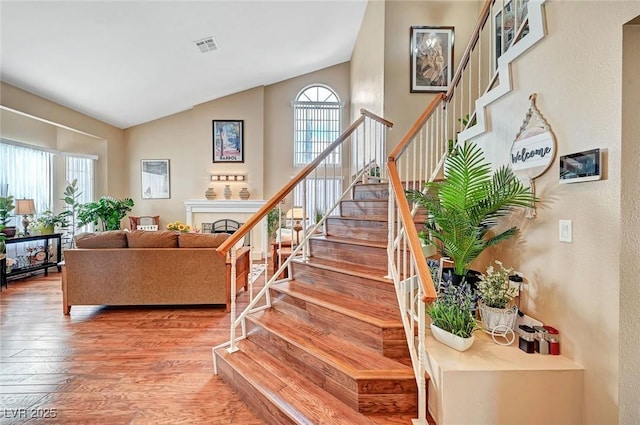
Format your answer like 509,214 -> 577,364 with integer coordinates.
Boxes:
406,142 -> 536,284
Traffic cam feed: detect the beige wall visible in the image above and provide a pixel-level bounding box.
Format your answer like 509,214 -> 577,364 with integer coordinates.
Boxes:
264,62 -> 351,197
124,63 -> 350,225
0,82 -> 126,198
620,19 -> 640,425
382,0 -> 481,151
470,3 -> 640,424
350,0 -> 386,120
124,87 -> 265,224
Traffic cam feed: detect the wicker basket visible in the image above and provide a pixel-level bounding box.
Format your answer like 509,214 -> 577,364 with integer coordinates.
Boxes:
478,301 -> 518,334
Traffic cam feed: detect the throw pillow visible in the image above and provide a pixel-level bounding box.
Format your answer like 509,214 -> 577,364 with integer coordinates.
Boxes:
127,230 -> 179,248
75,231 -> 128,249
178,232 -> 230,248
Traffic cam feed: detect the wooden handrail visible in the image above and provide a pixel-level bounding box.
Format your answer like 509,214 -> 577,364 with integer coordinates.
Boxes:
388,93 -> 445,162
216,110 -> 393,255
387,160 -> 437,303
445,0 -> 494,102
360,108 -> 394,128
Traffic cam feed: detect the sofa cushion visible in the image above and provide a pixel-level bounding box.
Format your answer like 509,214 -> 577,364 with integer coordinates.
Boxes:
127,230 -> 179,248
179,232 -> 230,248
75,231 -> 128,249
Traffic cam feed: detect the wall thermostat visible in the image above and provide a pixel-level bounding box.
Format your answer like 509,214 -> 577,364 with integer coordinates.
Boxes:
559,148 -> 602,184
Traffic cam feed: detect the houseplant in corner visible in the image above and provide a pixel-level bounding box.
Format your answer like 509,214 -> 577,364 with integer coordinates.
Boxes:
428,282 -> 477,351
77,196 -> 134,231
0,195 -> 16,238
406,142 -> 536,286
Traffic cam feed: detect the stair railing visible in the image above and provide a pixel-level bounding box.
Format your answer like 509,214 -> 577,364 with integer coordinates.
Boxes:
387,0 -> 543,421
213,109 -> 393,368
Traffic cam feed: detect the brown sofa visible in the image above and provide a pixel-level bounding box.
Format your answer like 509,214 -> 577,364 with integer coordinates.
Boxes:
61,230 -> 250,314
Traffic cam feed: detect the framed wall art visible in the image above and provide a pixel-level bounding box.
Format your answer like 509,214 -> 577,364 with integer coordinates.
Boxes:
213,120 -> 244,163
141,159 -> 170,199
410,26 -> 455,93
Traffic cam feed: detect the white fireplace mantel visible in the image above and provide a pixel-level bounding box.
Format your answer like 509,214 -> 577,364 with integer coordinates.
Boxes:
184,199 -> 267,259
184,199 -> 266,223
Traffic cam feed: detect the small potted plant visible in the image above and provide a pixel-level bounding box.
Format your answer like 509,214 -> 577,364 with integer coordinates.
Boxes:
0,195 -> 16,237
476,260 -> 520,333
428,283 -> 477,351
33,210 -> 72,235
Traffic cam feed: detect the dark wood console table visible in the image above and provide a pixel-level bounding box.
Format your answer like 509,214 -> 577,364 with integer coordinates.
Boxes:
1,233 -> 62,289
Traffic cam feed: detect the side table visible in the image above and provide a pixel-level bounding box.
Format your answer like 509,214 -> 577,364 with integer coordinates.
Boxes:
271,241 -> 294,279
2,233 -> 62,288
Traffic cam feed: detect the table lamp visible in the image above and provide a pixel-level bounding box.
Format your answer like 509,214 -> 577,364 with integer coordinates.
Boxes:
15,199 -> 36,236
286,207 -> 305,245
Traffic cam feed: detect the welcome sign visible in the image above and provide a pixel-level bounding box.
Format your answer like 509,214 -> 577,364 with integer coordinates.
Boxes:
510,128 -> 556,178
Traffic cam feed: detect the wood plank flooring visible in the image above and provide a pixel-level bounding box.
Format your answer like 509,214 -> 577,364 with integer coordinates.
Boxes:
0,271 -> 265,425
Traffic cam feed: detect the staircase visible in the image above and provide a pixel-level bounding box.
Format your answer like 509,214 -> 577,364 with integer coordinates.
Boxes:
214,182 -> 425,424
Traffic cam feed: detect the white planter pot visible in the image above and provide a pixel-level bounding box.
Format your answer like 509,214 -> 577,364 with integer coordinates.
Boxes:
430,323 -> 475,352
478,301 -> 518,333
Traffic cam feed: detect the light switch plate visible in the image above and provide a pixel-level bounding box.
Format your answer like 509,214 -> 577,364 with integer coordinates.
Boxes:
559,219 -> 572,243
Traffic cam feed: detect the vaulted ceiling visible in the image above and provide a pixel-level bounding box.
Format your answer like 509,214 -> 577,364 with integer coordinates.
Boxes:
0,1 -> 367,129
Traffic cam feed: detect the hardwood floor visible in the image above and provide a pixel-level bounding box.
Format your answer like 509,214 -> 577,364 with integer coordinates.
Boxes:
0,271 -> 265,425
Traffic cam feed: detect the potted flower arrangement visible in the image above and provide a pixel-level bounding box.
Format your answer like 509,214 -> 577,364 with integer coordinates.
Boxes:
428,282 -> 477,351
477,260 -> 520,333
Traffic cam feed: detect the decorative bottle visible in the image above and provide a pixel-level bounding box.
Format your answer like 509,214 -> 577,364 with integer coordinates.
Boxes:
223,184 -> 232,200
239,187 -> 250,200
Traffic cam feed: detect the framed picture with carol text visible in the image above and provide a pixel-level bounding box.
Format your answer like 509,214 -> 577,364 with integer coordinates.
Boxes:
410,26 -> 455,93
141,159 -> 170,199
213,120 -> 244,163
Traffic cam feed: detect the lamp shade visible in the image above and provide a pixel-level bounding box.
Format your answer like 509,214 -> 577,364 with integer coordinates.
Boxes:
286,207 -> 304,220
15,198 -> 36,215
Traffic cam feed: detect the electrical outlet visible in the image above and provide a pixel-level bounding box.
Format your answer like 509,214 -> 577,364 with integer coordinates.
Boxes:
559,220 -> 572,243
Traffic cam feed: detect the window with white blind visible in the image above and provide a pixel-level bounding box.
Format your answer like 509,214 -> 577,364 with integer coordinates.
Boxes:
293,85 -> 343,167
0,141 -> 53,226
64,154 -> 96,233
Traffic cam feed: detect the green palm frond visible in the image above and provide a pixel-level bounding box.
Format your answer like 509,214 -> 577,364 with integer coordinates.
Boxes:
405,142 -> 535,275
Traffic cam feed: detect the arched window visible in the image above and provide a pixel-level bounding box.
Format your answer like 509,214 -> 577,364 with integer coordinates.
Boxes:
292,84 -> 343,167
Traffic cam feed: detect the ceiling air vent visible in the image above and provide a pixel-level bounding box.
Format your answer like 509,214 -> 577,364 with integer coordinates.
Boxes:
195,36 -> 218,53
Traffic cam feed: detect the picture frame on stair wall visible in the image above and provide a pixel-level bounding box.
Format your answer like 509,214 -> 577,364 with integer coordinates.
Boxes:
410,26 -> 455,93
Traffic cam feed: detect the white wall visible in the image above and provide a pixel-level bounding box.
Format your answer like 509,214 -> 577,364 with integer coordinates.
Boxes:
350,0 -> 386,120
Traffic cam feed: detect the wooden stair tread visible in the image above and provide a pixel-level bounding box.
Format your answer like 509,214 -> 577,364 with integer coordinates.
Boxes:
217,339 -> 380,425
331,215 -> 427,224
272,280 -> 402,328
310,234 -> 387,249
293,256 -> 392,283
330,215 -> 389,223
247,309 -> 414,380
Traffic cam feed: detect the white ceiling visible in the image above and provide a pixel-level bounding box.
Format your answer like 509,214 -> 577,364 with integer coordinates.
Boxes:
0,0 -> 368,129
